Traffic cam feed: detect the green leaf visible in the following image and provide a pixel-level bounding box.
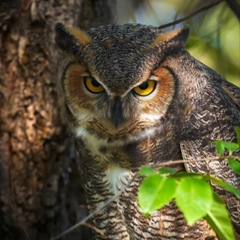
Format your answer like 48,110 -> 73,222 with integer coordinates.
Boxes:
213,140 -> 225,155
175,177 -> 213,225
158,167 -> 176,175
222,141 -> 239,152
139,166 -> 155,176
228,158 -> 240,175
205,193 -> 235,240
234,126 -> 240,145
138,175 -> 177,214
172,172 -> 240,199
207,175 -> 240,199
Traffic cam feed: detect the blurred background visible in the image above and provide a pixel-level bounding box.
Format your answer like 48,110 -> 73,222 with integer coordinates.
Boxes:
117,0 -> 240,86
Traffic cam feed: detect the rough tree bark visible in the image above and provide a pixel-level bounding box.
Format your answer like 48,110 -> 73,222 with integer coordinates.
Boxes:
0,0 -> 116,239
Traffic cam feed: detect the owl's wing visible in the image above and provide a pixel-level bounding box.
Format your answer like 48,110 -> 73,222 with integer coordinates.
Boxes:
219,79 -> 240,107
179,77 -> 240,237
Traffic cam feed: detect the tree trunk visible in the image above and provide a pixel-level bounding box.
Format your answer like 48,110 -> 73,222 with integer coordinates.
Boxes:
0,0 -> 116,239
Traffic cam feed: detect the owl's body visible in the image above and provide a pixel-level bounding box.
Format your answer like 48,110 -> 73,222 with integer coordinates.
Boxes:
55,23 -> 240,239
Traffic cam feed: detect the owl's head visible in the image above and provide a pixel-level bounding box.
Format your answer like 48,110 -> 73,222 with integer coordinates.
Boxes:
55,23 -> 189,144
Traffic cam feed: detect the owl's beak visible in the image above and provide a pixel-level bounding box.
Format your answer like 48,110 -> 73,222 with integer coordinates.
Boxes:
111,97 -> 123,128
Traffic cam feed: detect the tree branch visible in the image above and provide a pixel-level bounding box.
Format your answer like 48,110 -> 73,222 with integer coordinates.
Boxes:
226,0 -> 240,20
158,0 -> 224,30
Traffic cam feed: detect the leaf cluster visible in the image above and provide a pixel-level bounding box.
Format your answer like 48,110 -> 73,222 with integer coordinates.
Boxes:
212,126 -> 240,175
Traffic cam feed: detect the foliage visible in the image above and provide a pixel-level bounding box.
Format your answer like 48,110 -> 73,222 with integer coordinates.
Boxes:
119,0 -> 240,87
213,126 -> 240,175
138,127 -> 240,240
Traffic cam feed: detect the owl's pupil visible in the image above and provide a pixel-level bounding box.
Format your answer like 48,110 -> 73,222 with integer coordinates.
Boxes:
139,82 -> 149,90
91,78 -> 101,87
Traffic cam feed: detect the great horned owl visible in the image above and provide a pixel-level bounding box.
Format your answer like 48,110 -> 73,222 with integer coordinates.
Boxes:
55,23 -> 240,239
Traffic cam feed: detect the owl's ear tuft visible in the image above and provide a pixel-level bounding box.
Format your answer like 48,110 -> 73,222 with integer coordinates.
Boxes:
55,22 -> 90,56
153,27 -> 190,55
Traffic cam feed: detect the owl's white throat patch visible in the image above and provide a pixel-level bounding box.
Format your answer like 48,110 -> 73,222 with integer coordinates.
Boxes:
105,165 -> 132,195
75,124 -> 162,148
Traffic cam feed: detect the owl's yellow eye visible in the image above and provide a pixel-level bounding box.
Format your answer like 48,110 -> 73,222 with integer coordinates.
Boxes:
133,80 -> 157,96
84,76 -> 104,93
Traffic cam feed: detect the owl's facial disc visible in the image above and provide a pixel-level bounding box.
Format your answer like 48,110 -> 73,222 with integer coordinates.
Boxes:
81,73 -> 159,129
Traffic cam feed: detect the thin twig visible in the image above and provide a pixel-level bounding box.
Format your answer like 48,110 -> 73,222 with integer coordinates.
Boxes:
149,156 -> 226,168
151,155 -> 240,168
226,0 -> 240,20
158,0 -> 224,30
82,223 -> 106,237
